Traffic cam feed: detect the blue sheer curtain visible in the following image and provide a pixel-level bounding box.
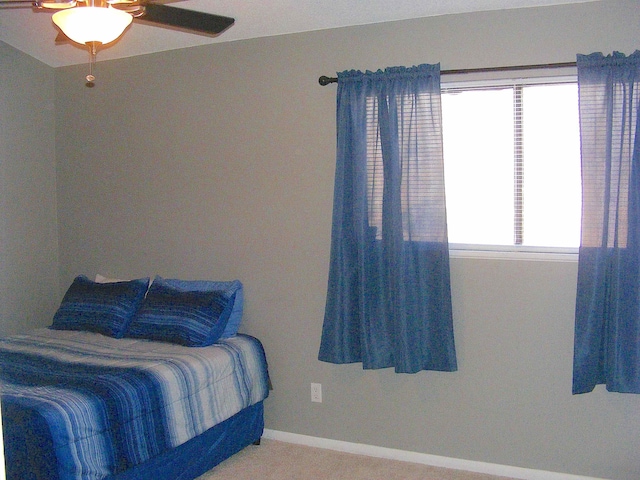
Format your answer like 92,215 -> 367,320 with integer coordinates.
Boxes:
318,65 -> 457,374
573,51 -> 640,394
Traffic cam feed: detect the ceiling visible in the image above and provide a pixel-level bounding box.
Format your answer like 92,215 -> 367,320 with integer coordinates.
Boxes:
0,0 -> 599,68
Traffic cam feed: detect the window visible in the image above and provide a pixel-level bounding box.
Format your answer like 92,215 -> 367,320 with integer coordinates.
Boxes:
366,90 -> 447,243
441,78 -> 581,253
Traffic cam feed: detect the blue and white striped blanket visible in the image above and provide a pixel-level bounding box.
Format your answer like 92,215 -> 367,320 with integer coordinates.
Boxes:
0,328 -> 269,479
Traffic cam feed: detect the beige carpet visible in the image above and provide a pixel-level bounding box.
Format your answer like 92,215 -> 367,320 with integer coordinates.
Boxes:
197,439 -> 518,480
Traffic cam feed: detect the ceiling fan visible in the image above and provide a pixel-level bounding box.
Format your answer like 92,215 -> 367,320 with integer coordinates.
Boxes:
0,0 -> 235,85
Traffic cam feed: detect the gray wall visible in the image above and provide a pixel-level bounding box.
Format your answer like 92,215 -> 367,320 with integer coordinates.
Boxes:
50,1 -> 639,479
0,42 -> 59,336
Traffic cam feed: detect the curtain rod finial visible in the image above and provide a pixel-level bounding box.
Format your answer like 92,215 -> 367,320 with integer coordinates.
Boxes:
319,75 -> 337,86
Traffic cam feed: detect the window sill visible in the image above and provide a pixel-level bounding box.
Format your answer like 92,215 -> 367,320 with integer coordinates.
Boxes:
449,244 -> 578,262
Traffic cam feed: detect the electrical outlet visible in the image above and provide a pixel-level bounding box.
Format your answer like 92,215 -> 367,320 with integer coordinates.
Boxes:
311,383 -> 322,403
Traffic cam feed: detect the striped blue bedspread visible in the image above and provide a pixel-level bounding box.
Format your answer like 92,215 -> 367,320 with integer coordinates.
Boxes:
0,328 -> 269,479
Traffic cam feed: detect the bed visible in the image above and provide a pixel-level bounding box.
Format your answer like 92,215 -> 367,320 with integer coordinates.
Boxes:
0,275 -> 270,480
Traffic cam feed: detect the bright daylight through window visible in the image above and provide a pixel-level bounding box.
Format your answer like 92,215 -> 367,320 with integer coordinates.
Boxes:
441,80 -> 581,252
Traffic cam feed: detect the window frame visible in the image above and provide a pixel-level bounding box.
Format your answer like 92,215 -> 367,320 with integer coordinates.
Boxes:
441,73 -> 580,262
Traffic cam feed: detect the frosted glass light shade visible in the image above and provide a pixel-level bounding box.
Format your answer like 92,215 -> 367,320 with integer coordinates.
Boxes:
41,0 -> 77,9
52,6 -> 132,45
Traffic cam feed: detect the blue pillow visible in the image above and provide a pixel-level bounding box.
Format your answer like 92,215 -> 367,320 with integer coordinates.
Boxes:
154,276 -> 244,338
126,282 -> 233,347
51,275 -> 150,338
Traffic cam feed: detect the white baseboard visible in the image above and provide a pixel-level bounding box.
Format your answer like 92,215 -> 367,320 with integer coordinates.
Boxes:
262,429 -> 605,480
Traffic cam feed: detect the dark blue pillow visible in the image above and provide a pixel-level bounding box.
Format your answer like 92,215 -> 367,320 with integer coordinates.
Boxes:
125,282 -> 233,347
51,275 -> 150,338
154,276 -> 244,338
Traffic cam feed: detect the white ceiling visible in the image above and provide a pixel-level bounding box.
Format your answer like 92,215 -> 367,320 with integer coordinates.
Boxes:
1,0 -> 599,68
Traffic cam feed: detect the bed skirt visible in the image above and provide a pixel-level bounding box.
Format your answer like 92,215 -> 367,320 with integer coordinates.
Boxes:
4,401 -> 264,480
112,401 -> 264,480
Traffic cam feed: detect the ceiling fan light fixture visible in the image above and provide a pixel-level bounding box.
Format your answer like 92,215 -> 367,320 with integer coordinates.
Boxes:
52,6 -> 132,45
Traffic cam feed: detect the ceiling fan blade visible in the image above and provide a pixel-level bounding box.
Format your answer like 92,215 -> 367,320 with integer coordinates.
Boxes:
0,0 -> 36,8
136,3 -> 234,36
55,30 -> 69,43
0,0 -> 75,8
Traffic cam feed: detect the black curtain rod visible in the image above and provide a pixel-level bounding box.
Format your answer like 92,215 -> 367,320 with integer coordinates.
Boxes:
318,61 -> 577,85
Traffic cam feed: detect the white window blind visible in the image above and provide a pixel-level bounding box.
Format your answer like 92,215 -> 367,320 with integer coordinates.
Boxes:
366,92 -> 447,242
441,80 -> 581,250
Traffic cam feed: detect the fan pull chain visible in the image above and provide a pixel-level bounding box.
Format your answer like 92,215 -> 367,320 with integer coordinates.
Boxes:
85,41 -> 98,88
